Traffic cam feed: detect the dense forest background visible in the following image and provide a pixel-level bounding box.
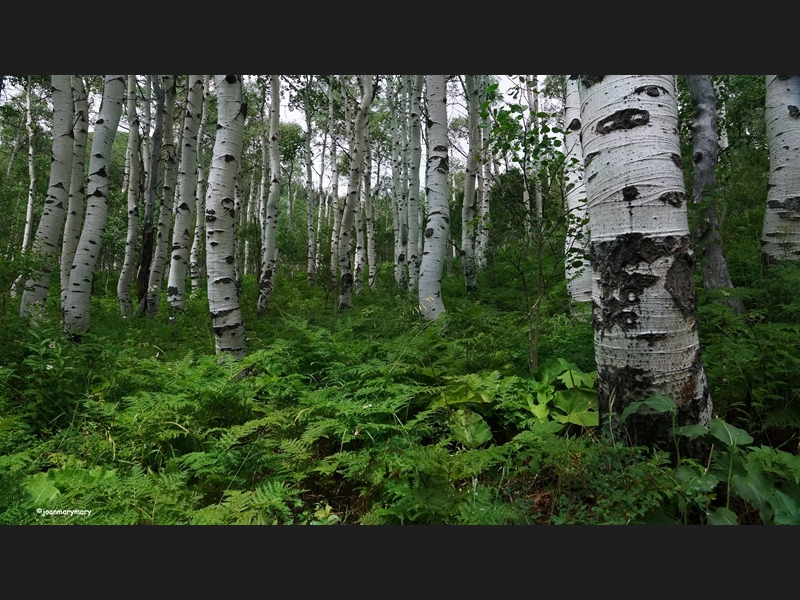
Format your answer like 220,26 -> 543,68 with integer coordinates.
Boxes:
1,75 -> 798,525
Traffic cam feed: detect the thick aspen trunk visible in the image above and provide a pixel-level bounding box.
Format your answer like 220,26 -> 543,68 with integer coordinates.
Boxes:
63,75 -> 125,335
579,75 -> 711,458
21,77 -> 36,255
419,75 -> 450,320
761,75 -> 800,264
20,76 -> 74,318
206,75 -> 247,358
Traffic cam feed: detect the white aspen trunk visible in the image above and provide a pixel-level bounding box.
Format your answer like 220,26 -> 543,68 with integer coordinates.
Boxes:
190,75 -> 210,292
761,75 -> 800,263
338,76 -> 372,310
141,75 -> 152,190
419,75 -> 449,320
206,75 -> 247,358
19,76 -> 74,317
400,77 -> 410,289
685,75 -> 743,314
328,77 -> 341,276
388,76 -> 403,287
354,171 -> 366,294
462,75 -> 479,293
60,75 -> 88,311
167,75 -> 203,313
21,77 -> 37,254
117,75 -> 141,317
364,136 -> 377,289
579,75 -> 711,456
63,75 -> 125,335
242,166 -> 255,276
257,75 -> 281,315
475,75 -> 491,269
564,76 -> 592,309
304,76 -> 317,286
407,74 -> 423,292
145,75 -> 178,317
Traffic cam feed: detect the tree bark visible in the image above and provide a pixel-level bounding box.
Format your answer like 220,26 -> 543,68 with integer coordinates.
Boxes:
419,75 -> 450,320
206,75 -> 247,358
63,75 -> 125,335
20,75 -> 74,318
117,75 -> 141,317
685,75 -> 744,313
579,75 -> 712,458
761,75 -> 800,264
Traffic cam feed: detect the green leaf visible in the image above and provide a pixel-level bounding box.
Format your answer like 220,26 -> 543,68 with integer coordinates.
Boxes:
25,472 -> 60,505
707,507 -> 738,525
731,470 -> 772,522
709,419 -> 753,447
553,389 -> 598,427
619,394 -> 676,423
675,465 -> 719,493
770,490 -> 800,525
449,409 -> 493,449
675,424 -> 709,438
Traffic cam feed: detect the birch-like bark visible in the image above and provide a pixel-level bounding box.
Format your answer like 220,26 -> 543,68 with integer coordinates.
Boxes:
389,75 -> 408,289
761,75 -> 800,264
419,75 -> 449,320
135,75 -> 165,314
462,75 -> 479,293
63,75 -> 125,334
685,75 -> 744,313
20,76 -> 74,317
304,76 -> 317,285
364,135 -> 377,289
117,75 -> 141,317
338,76 -> 372,310
407,75 -> 423,292
21,77 -> 37,254
166,75 -> 203,313
579,75 -> 711,457
206,75 -> 247,358
190,75 -> 210,292
563,76 -> 592,309
328,77 -> 341,276
476,75 -> 492,269
257,75 -> 281,315
145,75 -> 177,317
60,75 -> 88,311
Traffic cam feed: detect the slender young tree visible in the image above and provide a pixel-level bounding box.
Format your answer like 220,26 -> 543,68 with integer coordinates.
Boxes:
579,75 -> 712,457
685,75 -> 744,313
406,75 -> 423,292
117,75 -> 141,317
145,75 -> 178,317
60,75 -> 88,311
338,75 -> 372,310
761,75 -> 800,264
256,75 -> 281,315
19,75 -> 74,317
21,76 -> 37,255
190,75 -> 210,292
419,75 -> 450,320
167,75 -> 204,313
63,75 -> 125,335
563,75 -> 592,311
205,75 -> 247,357
461,74 -> 480,293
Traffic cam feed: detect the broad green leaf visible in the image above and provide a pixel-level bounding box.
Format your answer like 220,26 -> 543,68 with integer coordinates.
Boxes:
709,419 -> 753,447
707,507 -> 738,525
529,420 -> 565,436
619,394 -> 676,423
449,409 -> 493,449
553,389 -> 598,427
732,471 -> 772,522
25,472 -> 60,505
675,424 -> 709,438
676,465 -> 719,493
770,490 -> 800,525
